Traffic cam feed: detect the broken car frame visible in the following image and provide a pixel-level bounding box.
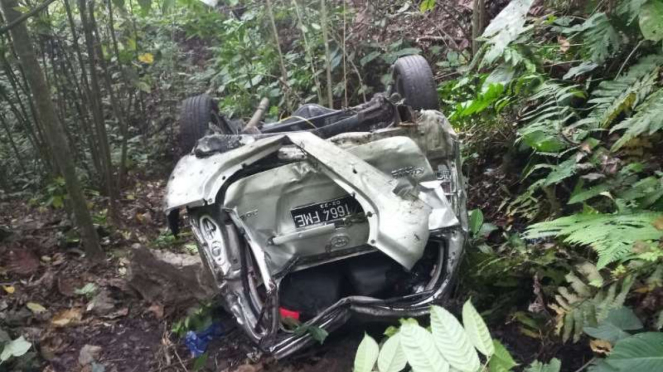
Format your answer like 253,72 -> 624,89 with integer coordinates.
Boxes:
165,56 -> 468,358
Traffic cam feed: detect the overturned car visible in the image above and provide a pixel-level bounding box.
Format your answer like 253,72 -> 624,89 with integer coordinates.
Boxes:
165,56 -> 468,358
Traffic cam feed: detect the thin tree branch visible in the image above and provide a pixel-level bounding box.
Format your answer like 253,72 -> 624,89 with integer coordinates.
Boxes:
0,0 -> 58,35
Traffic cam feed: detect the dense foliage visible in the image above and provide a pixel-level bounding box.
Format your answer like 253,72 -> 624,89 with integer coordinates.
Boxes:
2,0 -> 663,370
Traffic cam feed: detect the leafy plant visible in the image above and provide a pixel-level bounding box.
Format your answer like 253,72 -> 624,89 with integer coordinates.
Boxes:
548,263 -> 633,342
352,300 -> 555,372
525,213 -> 663,268
0,336 -> 32,363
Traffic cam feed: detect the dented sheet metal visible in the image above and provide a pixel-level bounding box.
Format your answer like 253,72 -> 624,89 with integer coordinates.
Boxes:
164,104 -> 468,358
167,130 -> 459,272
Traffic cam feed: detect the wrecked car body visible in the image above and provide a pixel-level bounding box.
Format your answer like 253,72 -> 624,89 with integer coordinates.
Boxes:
165,56 -> 468,358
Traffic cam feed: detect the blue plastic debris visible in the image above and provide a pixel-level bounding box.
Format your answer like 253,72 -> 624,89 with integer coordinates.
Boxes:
184,322 -> 224,357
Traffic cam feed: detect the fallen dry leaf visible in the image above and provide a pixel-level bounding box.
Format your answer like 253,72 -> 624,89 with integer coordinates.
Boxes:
78,344 -> 102,366
26,302 -> 47,314
101,307 -> 128,320
8,249 -> 40,276
147,303 -> 164,319
590,339 -> 612,354
652,216 -> 663,230
558,36 -> 570,53
2,285 -> 15,294
51,308 -> 82,327
86,290 -> 115,315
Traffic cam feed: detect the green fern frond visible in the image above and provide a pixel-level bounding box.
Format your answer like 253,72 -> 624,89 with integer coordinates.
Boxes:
526,212 -> 663,268
611,88 -> 663,150
566,13 -> 622,64
518,81 -> 585,153
578,54 -> 662,129
550,265 -> 633,343
617,0 -> 648,24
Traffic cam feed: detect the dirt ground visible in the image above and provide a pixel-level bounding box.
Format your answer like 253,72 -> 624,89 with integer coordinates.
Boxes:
0,166 -> 370,372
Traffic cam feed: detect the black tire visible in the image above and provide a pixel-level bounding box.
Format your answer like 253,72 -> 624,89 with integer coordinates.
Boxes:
178,94 -> 216,154
392,55 -> 439,110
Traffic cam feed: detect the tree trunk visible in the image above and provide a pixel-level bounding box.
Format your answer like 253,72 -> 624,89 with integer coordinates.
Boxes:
63,0 -> 102,176
320,0 -> 333,108
78,0 -> 118,221
472,0 -> 486,56
106,0 -> 130,187
264,0 -> 292,112
0,0 -> 104,261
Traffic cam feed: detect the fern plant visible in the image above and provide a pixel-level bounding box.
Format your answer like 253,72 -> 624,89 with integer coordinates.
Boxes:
525,212 -> 663,268
578,54 -> 663,130
563,13 -> 622,64
518,81 -> 585,153
611,88 -> 663,150
548,263 -> 634,343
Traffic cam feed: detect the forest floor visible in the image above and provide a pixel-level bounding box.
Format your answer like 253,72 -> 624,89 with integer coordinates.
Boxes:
0,165 -> 367,372
0,158 -> 591,372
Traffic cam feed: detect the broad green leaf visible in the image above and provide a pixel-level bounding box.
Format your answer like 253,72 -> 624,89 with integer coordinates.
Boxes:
136,81 -> 151,93
563,62 -> 599,80
587,360 -> 619,372
543,159 -> 577,186
583,307 -> 643,343
75,283 -> 98,297
481,0 -> 535,64
469,209 -> 484,236
430,306 -> 480,372
400,322 -> 449,372
618,0 -> 648,23
462,300 -> 494,357
360,51 -> 381,66
354,334 -> 379,372
568,184 -> 611,204
377,334 -> 407,372
419,0 -> 436,12
192,352 -> 208,371
525,358 -> 561,372
489,340 -> 517,372
639,0 -> 663,41
0,336 -> 32,362
51,195 -> 64,209
605,332 -> 663,370
521,130 -> 566,153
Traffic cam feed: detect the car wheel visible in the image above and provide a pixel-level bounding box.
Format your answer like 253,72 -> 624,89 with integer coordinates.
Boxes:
178,94 -> 216,154
392,55 -> 439,110
178,94 -> 242,154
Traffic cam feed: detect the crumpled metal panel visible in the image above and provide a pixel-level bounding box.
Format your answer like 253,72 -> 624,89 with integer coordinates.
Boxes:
165,131 -> 459,271
164,135 -> 286,212
223,136 -> 458,273
285,132 -> 432,269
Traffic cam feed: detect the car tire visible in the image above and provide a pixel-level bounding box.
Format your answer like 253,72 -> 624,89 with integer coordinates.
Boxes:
178,94 -> 217,154
392,55 -> 439,110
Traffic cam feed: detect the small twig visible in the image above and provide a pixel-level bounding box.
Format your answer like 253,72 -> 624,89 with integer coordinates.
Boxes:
617,41 -> 643,77
342,0 -> 348,107
173,349 -> 189,372
573,357 -> 597,372
0,0 -> 58,35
